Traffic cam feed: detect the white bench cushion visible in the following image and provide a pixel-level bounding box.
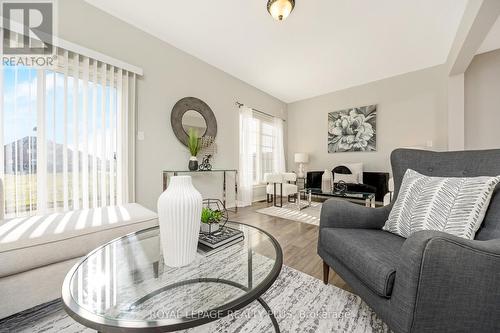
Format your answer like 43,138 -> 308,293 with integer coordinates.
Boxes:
0,203 -> 158,277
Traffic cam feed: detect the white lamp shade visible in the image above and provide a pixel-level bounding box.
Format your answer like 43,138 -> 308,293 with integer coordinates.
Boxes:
294,153 -> 309,163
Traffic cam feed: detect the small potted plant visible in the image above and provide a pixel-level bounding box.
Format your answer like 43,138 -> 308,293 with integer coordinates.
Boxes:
200,207 -> 223,233
187,128 -> 200,171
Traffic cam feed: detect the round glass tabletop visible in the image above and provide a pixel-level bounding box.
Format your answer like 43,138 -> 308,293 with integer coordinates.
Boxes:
62,221 -> 283,332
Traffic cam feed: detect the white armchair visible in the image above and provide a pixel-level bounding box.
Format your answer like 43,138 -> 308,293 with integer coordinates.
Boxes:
264,172 -> 299,207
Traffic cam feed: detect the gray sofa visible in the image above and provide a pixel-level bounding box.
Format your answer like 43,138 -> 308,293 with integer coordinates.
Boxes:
318,149 -> 500,333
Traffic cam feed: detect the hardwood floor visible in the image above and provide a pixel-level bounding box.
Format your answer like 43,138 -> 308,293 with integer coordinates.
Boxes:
229,201 -> 352,292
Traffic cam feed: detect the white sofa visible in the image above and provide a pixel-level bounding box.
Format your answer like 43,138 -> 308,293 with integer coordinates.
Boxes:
0,179 -> 158,319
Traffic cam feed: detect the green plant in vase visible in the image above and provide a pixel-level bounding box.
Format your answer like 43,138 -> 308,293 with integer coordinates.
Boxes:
200,207 -> 223,233
187,128 -> 200,171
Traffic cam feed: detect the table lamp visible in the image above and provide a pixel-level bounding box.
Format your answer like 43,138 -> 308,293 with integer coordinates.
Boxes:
294,153 -> 309,178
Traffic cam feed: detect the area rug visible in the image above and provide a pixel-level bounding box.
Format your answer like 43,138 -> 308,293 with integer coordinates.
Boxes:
257,202 -> 322,226
0,265 -> 388,333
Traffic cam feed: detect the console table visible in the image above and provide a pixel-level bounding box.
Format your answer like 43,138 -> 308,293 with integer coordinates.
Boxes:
163,170 -> 238,212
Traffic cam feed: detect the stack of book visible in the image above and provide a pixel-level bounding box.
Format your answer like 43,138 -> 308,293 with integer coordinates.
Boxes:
198,226 -> 244,249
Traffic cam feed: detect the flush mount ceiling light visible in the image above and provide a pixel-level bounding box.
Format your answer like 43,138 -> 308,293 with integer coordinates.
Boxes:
267,0 -> 295,21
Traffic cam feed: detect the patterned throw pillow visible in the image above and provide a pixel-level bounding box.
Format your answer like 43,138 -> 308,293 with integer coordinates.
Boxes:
383,169 -> 500,240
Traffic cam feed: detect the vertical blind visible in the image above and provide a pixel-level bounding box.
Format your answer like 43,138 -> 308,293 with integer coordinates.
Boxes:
0,43 -> 137,218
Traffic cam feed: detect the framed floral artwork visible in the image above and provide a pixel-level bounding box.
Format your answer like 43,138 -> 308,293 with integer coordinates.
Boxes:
328,104 -> 377,153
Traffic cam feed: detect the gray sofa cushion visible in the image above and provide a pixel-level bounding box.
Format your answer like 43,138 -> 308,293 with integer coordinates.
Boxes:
320,228 -> 405,297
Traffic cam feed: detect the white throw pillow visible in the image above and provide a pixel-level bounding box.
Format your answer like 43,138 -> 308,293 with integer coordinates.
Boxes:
383,169 -> 500,240
342,163 -> 363,183
334,173 -> 359,184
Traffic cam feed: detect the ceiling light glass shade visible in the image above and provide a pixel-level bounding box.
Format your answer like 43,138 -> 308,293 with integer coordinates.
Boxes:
267,0 -> 295,21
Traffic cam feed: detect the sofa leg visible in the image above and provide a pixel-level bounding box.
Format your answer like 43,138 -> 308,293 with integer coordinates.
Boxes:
323,261 -> 329,285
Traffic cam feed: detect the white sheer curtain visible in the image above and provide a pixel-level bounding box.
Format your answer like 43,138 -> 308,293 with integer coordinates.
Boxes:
238,106 -> 254,207
272,117 -> 286,173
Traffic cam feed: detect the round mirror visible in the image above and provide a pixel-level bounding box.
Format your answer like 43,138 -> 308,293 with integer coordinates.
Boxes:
182,110 -> 207,137
171,97 -> 218,147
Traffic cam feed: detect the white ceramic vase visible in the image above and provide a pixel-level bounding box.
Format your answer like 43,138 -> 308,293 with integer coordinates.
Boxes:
157,175 -> 202,267
321,169 -> 333,192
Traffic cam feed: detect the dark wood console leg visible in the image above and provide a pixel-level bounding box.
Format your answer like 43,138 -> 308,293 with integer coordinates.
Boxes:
323,261 -> 329,285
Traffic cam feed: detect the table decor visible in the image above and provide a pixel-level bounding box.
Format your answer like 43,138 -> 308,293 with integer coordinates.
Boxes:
187,128 -> 201,171
199,155 -> 212,171
321,169 -> 333,192
200,199 -> 228,234
157,175 -> 202,267
198,226 -> 244,249
199,136 -> 217,171
200,207 -> 222,233
334,180 -> 348,194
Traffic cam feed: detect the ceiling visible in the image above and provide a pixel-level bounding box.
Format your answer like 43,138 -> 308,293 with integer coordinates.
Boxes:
85,0 -> 468,103
477,16 -> 500,55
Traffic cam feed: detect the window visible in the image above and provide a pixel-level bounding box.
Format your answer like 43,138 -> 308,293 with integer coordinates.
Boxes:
238,106 -> 285,207
249,113 -> 276,184
0,46 -> 136,218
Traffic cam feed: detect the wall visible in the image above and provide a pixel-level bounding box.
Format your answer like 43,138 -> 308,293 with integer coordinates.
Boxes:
448,74 -> 465,150
465,49 -> 500,150
286,65 -> 448,174
57,0 -> 286,210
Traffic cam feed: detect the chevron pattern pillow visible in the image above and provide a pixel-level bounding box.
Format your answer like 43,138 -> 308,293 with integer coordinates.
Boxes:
383,169 -> 500,240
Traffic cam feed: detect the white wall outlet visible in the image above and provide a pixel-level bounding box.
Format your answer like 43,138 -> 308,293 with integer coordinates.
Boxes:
137,131 -> 145,141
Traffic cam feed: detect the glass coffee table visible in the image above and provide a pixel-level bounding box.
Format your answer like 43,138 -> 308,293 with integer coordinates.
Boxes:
298,188 -> 376,209
62,222 -> 283,332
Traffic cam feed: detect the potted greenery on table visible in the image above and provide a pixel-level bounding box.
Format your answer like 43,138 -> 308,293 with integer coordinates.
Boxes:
187,128 -> 200,171
200,207 -> 223,233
